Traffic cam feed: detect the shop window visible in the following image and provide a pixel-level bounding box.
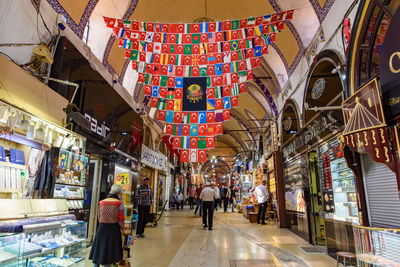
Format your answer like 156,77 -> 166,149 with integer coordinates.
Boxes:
370,14 -> 390,77
359,50 -> 369,86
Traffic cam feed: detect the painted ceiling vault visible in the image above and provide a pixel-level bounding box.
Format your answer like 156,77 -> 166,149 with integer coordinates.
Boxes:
45,0 -> 335,173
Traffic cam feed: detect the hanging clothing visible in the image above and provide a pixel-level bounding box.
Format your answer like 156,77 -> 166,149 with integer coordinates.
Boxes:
33,148 -> 58,198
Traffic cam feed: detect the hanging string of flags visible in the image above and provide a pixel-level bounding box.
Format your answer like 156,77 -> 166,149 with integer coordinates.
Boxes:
103,10 -> 293,162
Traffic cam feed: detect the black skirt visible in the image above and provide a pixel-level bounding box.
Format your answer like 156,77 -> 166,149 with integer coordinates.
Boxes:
89,223 -> 123,264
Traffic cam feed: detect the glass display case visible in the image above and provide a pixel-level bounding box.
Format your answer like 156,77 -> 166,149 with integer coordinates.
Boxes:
318,138 -> 359,224
0,222 -> 87,266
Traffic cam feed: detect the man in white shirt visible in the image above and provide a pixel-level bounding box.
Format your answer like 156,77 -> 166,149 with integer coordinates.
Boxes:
213,183 -> 221,211
200,182 -> 217,230
254,180 -> 269,225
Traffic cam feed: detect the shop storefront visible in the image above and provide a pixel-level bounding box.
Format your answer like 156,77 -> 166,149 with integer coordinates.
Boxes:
141,144 -> 168,213
344,0 -> 400,230
280,51 -> 361,254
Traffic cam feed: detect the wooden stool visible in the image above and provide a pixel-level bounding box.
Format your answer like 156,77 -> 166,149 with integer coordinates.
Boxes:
336,251 -> 356,267
267,210 -> 277,224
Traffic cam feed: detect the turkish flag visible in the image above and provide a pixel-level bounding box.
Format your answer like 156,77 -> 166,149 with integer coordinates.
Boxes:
277,21 -> 285,31
153,33 -> 161,43
162,23 -> 169,33
146,64 -> 153,74
151,97 -> 159,108
231,73 -> 239,83
231,51 -> 239,61
158,110 -> 166,121
175,88 -> 183,99
208,22 -> 216,32
215,53 -> 223,63
247,27 -> 254,37
138,73 -> 145,83
168,54 -> 177,65
207,88 -> 215,99
173,137 -> 181,148
239,60 -> 247,71
176,44 -> 184,54
286,10 -> 294,20
147,23 -> 154,32
223,86 -> 231,97
176,66 -> 184,76
231,30 -> 239,40
223,21 -> 232,31
223,109 -> 230,120
207,65 -> 215,76
269,33 -> 276,42
168,34 -> 176,43
139,32 -> 146,41
159,87 -> 167,98
215,32 -> 224,42
199,55 -> 207,65
183,34 -> 192,44
177,24 -> 185,33
247,70 -> 253,80
207,43 -> 216,53
212,76 -> 223,86
192,66 -> 200,76
255,16 -> 263,26
192,44 -> 200,54
182,55 -> 192,65
206,136 -> 215,148
262,45 -> 268,55
144,85 -> 152,95
223,63 -> 230,74
231,96 -> 239,107
161,44 -> 169,53
165,123 -> 173,135
189,137 -> 198,148
190,23 -> 201,33
166,99 -> 174,110
198,124 -> 206,136
200,33 -> 208,43
180,149 -> 189,162
131,60 -> 138,70
139,52 -> 146,62
215,98 -> 223,110
246,48 -> 254,58
239,19 -> 247,28
131,21 -> 139,30
147,43 -> 154,52
160,65 -> 168,75
153,54 -> 161,64
207,112 -> 215,123
152,75 -> 160,86
190,112 -> 199,124
223,42 -> 231,52
238,39 -> 246,49
173,112 -> 182,123
239,83 -> 247,94
215,123 -> 223,135
132,40 -> 139,50
182,124 -> 190,136
167,77 -> 175,87
198,150 -> 207,162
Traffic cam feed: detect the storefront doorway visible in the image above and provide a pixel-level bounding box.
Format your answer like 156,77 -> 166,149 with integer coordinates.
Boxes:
86,158 -> 102,242
307,151 -> 325,245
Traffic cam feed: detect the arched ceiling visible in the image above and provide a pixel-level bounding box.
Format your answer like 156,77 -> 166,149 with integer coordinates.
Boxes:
44,0 -> 336,167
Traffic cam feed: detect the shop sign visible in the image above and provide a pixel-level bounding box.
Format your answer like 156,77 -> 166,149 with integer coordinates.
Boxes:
263,121 -> 278,156
381,7 -> 400,121
282,115 -> 339,158
141,145 -> 167,171
341,78 -> 395,171
84,113 -> 110,139
114,172 -> 131,191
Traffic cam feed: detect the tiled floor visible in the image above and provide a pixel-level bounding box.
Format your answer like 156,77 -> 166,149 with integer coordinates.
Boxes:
88,208 -> 338,267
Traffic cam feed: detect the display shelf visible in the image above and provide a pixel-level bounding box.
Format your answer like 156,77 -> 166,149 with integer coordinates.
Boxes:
332,176 -> 354,180
357,254 -> 400,266
55,198 -> 84,200
21,240 -> 85,260
0,188 -> 22,193
331,168 -> 349,173
55,183 -> 85,188
334,186 -> 356,192
0,254 -> 17,265
0,161 -> 26,169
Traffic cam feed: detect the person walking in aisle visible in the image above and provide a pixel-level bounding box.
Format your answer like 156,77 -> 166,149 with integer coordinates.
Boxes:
177,190 -> 184,210
229,185 -> 236,212
200,182 -> 217,230
89,184 -> 124,267
188,185 -> 195,210
221,184 -> 230,212
254,180 -> 269,225
194,184 -> 203,216
136,177 -> 153,238
214,183 -> 221,211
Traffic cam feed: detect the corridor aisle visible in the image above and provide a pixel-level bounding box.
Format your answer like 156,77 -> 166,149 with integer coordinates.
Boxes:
129,209 -> 337,267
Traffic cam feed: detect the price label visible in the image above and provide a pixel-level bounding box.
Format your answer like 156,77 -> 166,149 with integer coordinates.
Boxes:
115,172 -> 130,186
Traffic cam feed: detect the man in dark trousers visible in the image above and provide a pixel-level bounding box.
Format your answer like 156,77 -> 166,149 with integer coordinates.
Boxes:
221,184 -> 230,212
135,177 -> 153,238
200,182 -> 216,230
254,180 -> 269,225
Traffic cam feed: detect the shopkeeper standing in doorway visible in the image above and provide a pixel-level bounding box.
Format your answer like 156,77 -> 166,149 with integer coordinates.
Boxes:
254,180 -> 269,225
136,177 -> 153,238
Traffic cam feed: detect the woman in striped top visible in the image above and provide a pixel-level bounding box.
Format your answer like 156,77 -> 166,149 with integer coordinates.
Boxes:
89,184 -> 124,267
